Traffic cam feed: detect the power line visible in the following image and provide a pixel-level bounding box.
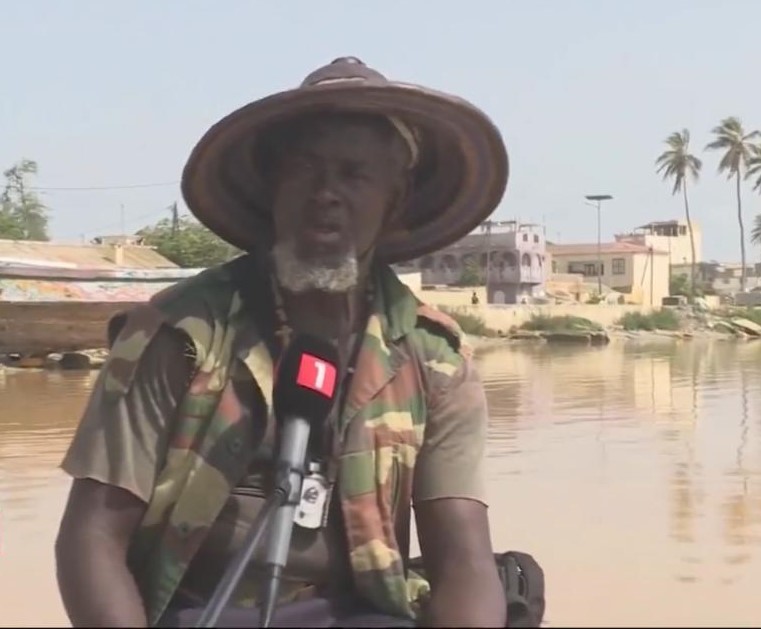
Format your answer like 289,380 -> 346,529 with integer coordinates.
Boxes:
85,206 -> 176,235
30,181 -> 179,192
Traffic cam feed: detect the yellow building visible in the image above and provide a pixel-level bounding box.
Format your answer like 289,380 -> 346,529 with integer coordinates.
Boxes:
615,219 -> 702,266
547,241 -> 669,305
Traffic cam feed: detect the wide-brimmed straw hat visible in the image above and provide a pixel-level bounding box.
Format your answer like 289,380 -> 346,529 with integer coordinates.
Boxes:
181,56 -> 509,263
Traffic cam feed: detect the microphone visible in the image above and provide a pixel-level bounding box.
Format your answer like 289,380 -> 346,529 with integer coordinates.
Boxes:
259,333 -> 340,627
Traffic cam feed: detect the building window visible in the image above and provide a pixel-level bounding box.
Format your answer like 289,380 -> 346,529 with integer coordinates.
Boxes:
522,233 -> 528,242
612,258 -> 625,275
533,234 -> 539,243
568,261 -> 602,277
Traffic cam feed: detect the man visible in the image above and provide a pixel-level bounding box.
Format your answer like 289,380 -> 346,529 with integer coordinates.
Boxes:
55,57 -> 510,627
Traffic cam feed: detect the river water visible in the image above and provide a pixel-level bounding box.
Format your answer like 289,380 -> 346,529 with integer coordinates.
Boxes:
1,340 -> 760,627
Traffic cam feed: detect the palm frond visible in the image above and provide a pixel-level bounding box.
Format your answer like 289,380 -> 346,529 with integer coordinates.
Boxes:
706,117 -> 761,176
751,214 -> 761,245
656,128 -> 700,195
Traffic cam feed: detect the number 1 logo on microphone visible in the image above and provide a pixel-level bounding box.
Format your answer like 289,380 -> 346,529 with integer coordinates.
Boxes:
297,353 -> 337,398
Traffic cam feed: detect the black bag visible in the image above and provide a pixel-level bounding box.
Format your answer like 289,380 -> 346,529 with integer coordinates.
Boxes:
408,550 -> 546,628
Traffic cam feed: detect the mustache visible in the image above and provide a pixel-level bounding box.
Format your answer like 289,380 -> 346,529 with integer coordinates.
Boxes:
303,204 -> 346,227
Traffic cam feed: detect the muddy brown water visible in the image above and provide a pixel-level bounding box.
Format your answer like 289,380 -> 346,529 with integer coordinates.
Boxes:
1,340 -> 760,626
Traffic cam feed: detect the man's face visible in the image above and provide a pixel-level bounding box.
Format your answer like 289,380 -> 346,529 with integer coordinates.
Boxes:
268,114 -> 408,293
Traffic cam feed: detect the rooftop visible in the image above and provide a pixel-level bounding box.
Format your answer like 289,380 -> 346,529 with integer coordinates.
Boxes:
547,241 -> 668,256
432,230 -> 545,253
636,219 -> 686,228
0,239 -> 178,270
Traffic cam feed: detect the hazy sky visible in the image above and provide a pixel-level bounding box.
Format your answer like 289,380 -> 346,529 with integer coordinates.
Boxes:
3,0 -> 760,261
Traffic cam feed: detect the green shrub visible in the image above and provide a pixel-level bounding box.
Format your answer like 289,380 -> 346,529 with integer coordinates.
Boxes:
438,307 -> 498,337
519,315 -> 602,332
617,309 -> 681,331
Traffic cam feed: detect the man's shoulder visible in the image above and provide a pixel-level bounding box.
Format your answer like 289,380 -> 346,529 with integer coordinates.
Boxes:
380,269 -> 471,363
414,303 -> 467,351
105,259 -> 244,357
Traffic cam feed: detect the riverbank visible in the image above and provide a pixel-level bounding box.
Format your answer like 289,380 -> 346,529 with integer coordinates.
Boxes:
2,306 -> 758,373
452,305 -> 761,349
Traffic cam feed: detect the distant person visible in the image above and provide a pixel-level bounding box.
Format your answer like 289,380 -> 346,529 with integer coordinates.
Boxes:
54,57 -> 513,627
471,291 -> 480,305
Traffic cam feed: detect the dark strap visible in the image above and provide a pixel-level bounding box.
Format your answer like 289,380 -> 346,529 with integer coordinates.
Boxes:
227,253 -> 282,364
407,551 -> 545,628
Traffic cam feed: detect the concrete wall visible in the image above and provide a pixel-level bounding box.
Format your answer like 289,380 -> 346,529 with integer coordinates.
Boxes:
439,303 -> 656,332
630,250 -> 670,306
418,286 -> 488,307
396,271 -> 422,295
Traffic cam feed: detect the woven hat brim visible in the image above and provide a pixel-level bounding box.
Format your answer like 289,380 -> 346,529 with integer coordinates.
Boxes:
181,80 -> 509,263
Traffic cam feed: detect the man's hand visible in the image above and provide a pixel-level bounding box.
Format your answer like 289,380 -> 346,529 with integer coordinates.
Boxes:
415,497 -> 506,628
56,478 -> 149,627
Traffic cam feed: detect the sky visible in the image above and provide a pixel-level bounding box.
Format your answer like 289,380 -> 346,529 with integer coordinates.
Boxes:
2,0 -> 760,262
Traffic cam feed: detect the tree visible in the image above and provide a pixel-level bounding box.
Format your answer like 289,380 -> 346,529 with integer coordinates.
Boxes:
656,129 -> 702,299
0,159 -> 49,241
705,117 -> 761,292
456,255 -> 482,286
139,215 -> 240,268
750,213 -> 761,247
669,273 -> 690,297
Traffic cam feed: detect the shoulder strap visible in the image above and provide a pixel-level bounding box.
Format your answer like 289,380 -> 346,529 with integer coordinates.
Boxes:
226,253 -> 281,364
415,303 -> 472,358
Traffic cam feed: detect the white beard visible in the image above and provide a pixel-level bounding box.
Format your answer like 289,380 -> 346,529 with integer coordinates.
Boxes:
272,240 -> 358,294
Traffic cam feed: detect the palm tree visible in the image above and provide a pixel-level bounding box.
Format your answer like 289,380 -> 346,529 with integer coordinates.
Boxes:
749,145 -> 761,254
705,117 -> 761,292
656,129 -> 702,297
750,213 -> 761,247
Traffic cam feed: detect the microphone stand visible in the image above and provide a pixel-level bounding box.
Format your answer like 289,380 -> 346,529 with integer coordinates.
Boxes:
258,442 -> 310,627
193,484 -> 286,628
194,425 -> 310,628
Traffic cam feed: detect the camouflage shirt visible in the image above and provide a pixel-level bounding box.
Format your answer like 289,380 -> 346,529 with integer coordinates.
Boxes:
61,255 -> 490,625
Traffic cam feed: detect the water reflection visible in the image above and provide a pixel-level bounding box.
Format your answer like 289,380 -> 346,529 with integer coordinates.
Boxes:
476,340 -> 761,626
1,341 -> 760,626
0,370 -> 98,626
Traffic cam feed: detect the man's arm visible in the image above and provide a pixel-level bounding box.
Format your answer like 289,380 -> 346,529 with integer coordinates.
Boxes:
56,479 -> 149,627
413,355 -> 506,628
55,324 -> 191,627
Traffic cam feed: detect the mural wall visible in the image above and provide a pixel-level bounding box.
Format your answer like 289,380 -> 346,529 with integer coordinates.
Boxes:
0,278 -> 182,302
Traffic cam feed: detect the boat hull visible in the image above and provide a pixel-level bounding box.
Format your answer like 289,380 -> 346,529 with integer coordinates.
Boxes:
0,301 -> 139,355
0,262 -> 205,355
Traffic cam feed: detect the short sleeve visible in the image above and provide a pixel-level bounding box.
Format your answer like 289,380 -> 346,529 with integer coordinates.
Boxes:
412,356 -> 489,506
60,324 -> 193,503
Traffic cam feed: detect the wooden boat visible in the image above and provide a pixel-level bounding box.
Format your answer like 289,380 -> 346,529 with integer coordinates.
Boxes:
0,262 -> 203,355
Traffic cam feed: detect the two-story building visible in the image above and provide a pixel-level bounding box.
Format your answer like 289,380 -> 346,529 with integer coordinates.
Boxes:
405,221 -> 548,304
547,241 -> 669,305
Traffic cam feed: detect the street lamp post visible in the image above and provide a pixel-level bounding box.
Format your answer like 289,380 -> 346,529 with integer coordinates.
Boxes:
584,194 -> 613,295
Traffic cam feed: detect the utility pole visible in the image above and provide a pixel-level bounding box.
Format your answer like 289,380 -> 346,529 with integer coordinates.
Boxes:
170,201 -> 179,236
584,194 -> 613,295
478,220 -> 493,302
